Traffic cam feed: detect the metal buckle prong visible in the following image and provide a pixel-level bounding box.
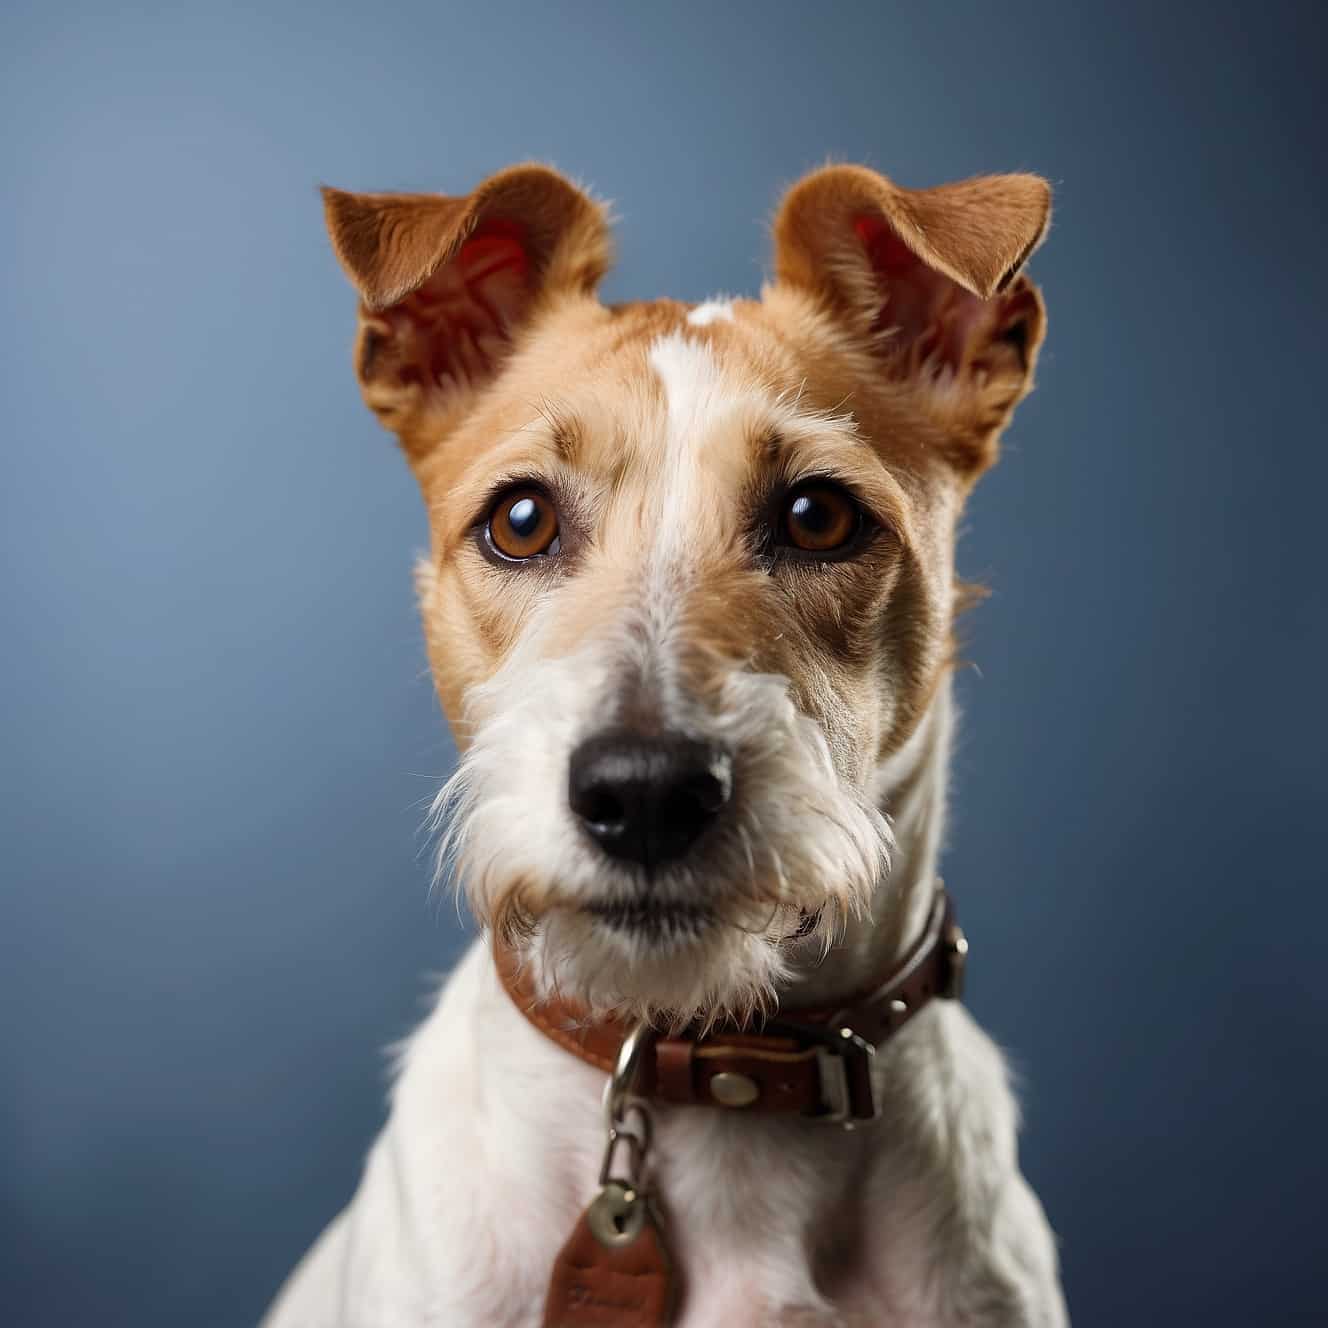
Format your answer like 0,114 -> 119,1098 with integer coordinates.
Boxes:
815,1045 -> 851,1125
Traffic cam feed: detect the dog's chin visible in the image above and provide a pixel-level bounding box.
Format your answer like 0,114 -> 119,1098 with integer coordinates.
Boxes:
521,906 -> 793,1028
584,898 -> 714,943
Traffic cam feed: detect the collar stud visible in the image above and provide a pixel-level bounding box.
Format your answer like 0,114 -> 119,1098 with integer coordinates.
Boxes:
709,1071 -> 760,1108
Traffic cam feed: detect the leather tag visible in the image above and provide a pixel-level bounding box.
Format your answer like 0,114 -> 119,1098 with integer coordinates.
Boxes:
542,1196 -> 678,1327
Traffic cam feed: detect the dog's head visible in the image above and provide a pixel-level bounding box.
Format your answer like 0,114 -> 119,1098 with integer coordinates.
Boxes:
322,163 -> 1049,1023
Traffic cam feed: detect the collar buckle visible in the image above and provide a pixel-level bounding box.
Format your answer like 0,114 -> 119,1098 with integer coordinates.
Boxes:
813,1027 -> 879,1127
770,1019 -> 881,1127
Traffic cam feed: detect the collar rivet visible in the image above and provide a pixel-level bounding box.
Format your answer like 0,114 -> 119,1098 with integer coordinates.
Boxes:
710,1071 -> 760,1108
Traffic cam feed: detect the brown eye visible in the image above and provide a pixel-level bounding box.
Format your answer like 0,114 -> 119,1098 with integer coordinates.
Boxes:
486,488 -> 560,561
781,483 -> 861,554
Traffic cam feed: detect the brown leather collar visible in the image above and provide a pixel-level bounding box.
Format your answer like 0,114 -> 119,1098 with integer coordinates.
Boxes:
496,887 -> 967,1124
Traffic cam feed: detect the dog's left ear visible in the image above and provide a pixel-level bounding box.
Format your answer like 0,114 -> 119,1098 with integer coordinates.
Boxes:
322,164 -> 612,461
771,165 -> 1051,476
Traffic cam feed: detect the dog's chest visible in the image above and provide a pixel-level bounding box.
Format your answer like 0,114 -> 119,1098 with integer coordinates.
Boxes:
265,946 -> 1059,1327
427,1001 -> 923,1324
358,945 -> 975,1327
646,1108 -> 928,1327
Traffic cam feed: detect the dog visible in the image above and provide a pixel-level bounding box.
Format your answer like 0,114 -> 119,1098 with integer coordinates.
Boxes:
264,161 -> 1066,1327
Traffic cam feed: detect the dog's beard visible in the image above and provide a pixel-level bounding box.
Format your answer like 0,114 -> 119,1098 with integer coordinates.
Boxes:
430,637 -> 891,1026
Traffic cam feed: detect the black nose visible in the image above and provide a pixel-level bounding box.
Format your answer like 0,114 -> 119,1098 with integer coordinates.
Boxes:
568,731 -> 732,870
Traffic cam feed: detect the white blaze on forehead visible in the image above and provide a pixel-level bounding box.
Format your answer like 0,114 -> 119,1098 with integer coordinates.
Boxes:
686,298 -> 735,327
646,332 -> 738,569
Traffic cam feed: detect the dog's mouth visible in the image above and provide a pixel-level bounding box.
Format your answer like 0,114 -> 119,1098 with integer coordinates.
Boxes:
582,900 -> 824,946
585,898 -> 713,941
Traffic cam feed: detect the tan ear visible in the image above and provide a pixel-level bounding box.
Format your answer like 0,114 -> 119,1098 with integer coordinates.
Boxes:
772,164 -> 1051,475
322,164 -> 612,458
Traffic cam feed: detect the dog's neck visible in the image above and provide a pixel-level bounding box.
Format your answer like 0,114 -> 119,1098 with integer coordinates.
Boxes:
781,681 -> 953,1010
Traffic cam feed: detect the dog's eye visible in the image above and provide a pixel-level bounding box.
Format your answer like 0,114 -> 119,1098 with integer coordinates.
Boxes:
486,488 -> 560,561
780,483 -> 861,555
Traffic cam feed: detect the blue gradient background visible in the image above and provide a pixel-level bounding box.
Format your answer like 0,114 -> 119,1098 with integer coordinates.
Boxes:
3,3 -> 1325,1324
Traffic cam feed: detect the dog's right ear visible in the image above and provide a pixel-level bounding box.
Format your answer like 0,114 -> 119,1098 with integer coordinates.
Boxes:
322,165 -> 612,459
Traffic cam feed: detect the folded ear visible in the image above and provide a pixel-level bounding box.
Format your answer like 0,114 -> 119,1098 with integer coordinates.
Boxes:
771,165 -> 1051,476
322,164 -> 612,458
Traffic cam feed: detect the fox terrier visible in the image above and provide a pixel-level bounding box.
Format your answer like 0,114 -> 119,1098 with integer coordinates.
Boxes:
265,161 -> 1066,1327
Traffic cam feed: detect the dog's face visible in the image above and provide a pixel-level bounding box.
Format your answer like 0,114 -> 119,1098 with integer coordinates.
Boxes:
323,164 -> 1049,1022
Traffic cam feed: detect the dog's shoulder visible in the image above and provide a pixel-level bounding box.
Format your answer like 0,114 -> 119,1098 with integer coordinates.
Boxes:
867,1004 -> 1067,1326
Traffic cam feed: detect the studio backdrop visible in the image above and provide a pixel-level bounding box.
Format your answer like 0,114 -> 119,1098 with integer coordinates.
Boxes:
2,2 -> 1324,1325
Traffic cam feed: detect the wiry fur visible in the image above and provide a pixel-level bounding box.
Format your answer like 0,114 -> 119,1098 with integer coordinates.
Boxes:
430,623 -> 890,1027
266,162 -> 1066,1326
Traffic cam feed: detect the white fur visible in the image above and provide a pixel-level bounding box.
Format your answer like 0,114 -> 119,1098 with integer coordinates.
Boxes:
264,682 -> 1065,1326
646,331 -> 726,568
686,298 -> 735,326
